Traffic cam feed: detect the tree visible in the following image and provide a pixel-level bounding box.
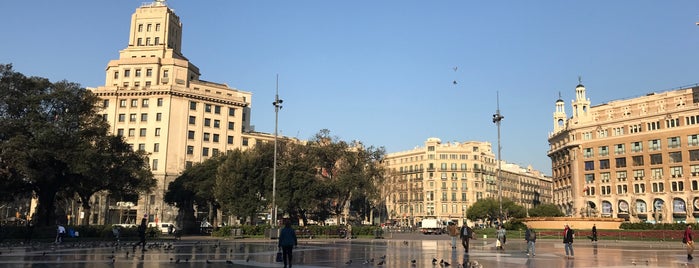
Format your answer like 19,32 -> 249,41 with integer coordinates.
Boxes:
0,64 -> 155,226
466,197 -> 526,225
527,203 -> 564,217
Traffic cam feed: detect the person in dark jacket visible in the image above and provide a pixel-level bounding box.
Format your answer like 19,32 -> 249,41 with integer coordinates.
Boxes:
525,226 -> 536,257
563,224 -> 575,259
278,219 -> 298,268
459,223 -> 474,252
133,215 -> 148,252
685,224 -> 694,260
591,224 -> 598,242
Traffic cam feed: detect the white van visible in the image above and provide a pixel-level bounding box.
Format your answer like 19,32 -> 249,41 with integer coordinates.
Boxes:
148,222 -> 177,234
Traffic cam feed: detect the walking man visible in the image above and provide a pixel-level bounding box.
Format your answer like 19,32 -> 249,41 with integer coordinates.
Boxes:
278,218 -> 298,268
525,225 -> 536,257
459,223 -> 474,252
496,225 -> 507,250
133,214 -> 148,252
591,224 -> 598,243
685,224 -> 694,260
563,224 -> 575,259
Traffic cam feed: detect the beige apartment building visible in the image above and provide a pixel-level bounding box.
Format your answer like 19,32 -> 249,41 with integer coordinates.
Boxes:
548,82 -> 699,223
383,138 -> 552,227
87,1 -> 273,225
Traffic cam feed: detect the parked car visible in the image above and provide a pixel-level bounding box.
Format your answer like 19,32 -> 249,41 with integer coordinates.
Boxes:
148,222 -> 177,234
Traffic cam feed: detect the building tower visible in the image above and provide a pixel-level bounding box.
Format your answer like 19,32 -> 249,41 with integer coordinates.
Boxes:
553,92 -> 568,133
90,1 -> 253,226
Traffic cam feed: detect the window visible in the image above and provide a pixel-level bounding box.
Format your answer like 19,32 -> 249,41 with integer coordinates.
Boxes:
651,168 -> 663,179
687,115 -> 699,126
598,146 -> 608,156
666,118 -> 680,128
119,100 -> 127,107
124,69 -> 131,77
185,161 -> 193,168
189,101 -> 197,110
156,113 -> 162,121
203,132 -> 210,141
128,128 -> 135,137
228,122 -> 234,130
672,181 -> 684,192
129,114 -> 137,122
631,141 -> 642,153
186,146 -> 194,155
649,139 -> 661,151
140,113 -> 148,122
633,169 -> 645,179
617,185 -> 628,194
205,104 -> 212,113
141,99 -> 149,107
154,128 -> 161,136
669,151 -> 682,163
146,37 -> 151,45
632,155 -> 644,166
227,136 -> 234,144
135,69 -> 141,77
163,70 -> 169,78
228,108 -> 235,116
118,114 -> 125,122
189,116 -> 196,125
114,71 -> 119,79
582,132 -> 592,140
157,98 -> 163,106
647,121 -> 660,131
213,120 -> 220,128
154,37 -> 160,45
652,182 -> 664,193
242,138 -> 249,146
650,154 -> 662,165
629,124 -> 642,133
137,38 -> 143,46
691,150 -> 699,161
613,127 -> 625,136
147,24 -> 152,32
615,157 -> 627,168
692,180 -> 699,191
599,159 -> 610,169
214,105 -> 221,114
139,128 -> 146,137
585,161 -> 594,171
615,144 -> 625,154
202,147 -> 209,156
137,144 -> 146,151
187,131 -> 195,139
668,137 -> 680,148
146,69 -> 153,77
151,159 -> 158,170
616,171 -> 627,180
117,129 -> 124,136
153,143 -> 159,152
583,148 -> 593,158
155,23 -> 160,31
213,134 -> 219,143
138,24 -> 143,32
204,118 -> 211,127
585,174 -> 595,183
634,183 -> 646,194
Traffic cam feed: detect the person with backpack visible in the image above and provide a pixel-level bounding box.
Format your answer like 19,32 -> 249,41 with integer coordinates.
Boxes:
525,225 -> 537,257
459,223 -> 474,252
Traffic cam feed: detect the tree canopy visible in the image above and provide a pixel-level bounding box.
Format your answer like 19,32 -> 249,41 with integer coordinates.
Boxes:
0,64 -> 155,226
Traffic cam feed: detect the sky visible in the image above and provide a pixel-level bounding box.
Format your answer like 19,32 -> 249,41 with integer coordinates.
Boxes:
2,1 -> 699,175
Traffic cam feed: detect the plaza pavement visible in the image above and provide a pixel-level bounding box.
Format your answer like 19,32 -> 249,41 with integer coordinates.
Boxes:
0,233 -> 696,267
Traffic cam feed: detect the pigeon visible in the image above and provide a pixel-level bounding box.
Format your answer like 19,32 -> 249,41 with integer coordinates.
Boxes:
369,258 -> 374,263
345,259 -> 352,264
443,260 -> 451,266
226,260 -> 233,264
246,257 -> 250,262
411,259 -> 417,266
377,260 -> 385,266
206,259 -> 212,264
175,259 -> 180,263
403,241 -> 409,246
169,258 -> 173,262
453,80 -> 458,85
432,258 -> 438,265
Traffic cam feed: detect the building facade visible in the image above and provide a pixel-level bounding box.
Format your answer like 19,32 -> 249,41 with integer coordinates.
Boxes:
383,138 -> 552,227
548,82 -> 699,223
88,1 -> 258,225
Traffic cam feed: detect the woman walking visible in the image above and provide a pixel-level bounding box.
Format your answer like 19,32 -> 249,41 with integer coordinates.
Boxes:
685,224 -> 694,260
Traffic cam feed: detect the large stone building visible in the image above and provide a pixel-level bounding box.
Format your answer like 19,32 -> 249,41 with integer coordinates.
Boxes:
548,82 -> 699,223
87,1 -> 274,225
383,138 -> 552,226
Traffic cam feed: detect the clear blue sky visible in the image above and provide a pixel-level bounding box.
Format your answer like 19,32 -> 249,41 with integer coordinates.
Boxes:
3,1 -> 699,175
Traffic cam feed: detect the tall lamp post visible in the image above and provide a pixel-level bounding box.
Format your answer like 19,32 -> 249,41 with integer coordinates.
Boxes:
271,75 -> 283,228
492,92 -> 504,224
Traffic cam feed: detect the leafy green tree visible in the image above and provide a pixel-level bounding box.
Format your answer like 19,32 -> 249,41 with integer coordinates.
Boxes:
0,64 -> 155,226
466,197 -> 526,225
527,203 -> 564,217
165,156 -> 223,233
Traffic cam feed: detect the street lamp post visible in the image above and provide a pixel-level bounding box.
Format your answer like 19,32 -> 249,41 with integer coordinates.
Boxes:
271,75 -> 283,228
492,92 -> 504,224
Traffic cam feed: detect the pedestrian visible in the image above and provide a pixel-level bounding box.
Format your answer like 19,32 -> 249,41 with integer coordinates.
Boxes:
459,222 -> 474,252
278,218 -> 298,268
133,214 -> 148,252
496,225 -> 507,250
447,222 -> 459,249
684,224 -> 694,260
25,220 -> 34,244
591,224 -> 598,242
112,225 -> 121,246
525,225 -> 536,257
563,224 -> 575,259
55,224 -> 66,244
